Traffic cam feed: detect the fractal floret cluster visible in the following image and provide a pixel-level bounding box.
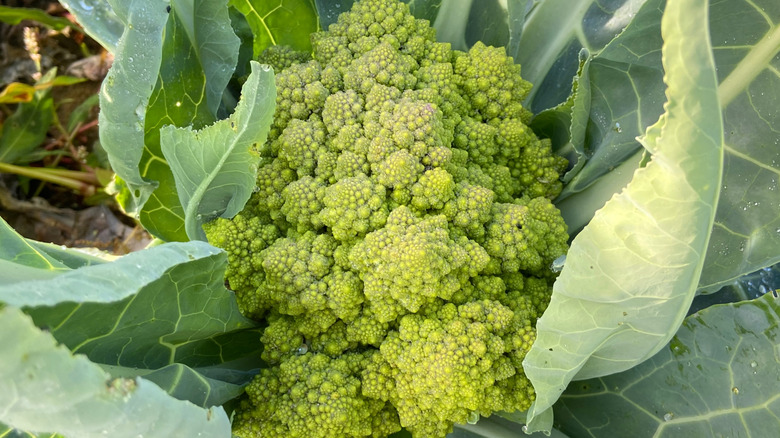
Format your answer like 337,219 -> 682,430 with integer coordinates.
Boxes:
205,0 -> 569,436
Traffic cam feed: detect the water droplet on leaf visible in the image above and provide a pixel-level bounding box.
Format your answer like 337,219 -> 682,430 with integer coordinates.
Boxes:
550,255 -> 566,273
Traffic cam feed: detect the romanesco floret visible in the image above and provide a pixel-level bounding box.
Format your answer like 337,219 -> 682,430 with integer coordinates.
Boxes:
204,0 -> 571,436
349,206 -> 488,320
280,175 -> 326,232
482,197 -> 569,276
252,157 -> 296,220
271,61 -> 326,138
260,231 -> 337,317
235,352 -> 400,438
455,117 -> 498,167
202,212 -> 279,318
256,44 -> 311,74
367,300 -> 534,437
410,167 -> 455,211
454,42 -> 533,123
320,174 -> 389,241
275,117 -> 328,177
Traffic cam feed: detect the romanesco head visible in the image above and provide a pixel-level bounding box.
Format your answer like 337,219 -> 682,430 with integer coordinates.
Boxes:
206,0 -> 571,436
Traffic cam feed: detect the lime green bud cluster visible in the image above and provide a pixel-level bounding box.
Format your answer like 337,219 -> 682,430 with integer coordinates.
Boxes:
206,0 -> 570,436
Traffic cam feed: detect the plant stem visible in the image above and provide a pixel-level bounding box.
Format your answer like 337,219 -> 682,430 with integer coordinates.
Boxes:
0,162 -> 97,195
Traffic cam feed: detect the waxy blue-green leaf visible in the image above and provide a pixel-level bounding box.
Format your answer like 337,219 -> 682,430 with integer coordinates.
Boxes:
138,0 -> 240,241
697,0 -> 780,291
547,0 -> 780,288
0,216 -> 96,286
433,0 -> 509,52
538,0 -> 665,236
539,0 -> 664,207
161,61 -> 275,240
530,49 -> 592,195
516,0 -> 648,113
505,0 -> 532,62
0,307 -> 232,437
0,423 -> 63,438
69,0 -> 241,242
230,0 -> 319,56
0,238 -> 225,308
88,0 -> 169,219
314,0 -> 353,29
0,216 -> 261,408
554,292 -> 780,437
0,206 -> 111,275
451,415 -> 569,438
22,240 -> 110,270
99,362 -> 247,407
170,0 -> 240,118
405,0 -> 442,23
462,0 -> 509,48
524,0 -> 723,431
0,238 -> 259,370
0,216 -> 68,276
58,0 -> 123,54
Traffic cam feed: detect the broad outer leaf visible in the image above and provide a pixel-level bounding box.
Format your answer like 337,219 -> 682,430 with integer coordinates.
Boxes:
516,0 -> 648,113
0,306 -> 231,437
170,0 -> 240,118
90,0 -> 170,217
57,0 -> 123,53
72,0 -> 241,241
100,363 -> 246,408
463,0 -> 509,49
546,0 -> 780,289
0,423 -> 63,438
139,0 -> 240,241
0,216 -> 108,285
405,0 -> 442,23
506,0 -> 532,63
432,0 -> 482,51
230,0 -> 319,56
23,240 -> 110,269
698,0 -> 780,290
0,241 -> 224,308
546,0 -> 665,204
161,61 -> 275,240
0,228 -> 261,407
23,244 -> 257,370
531,51 -> 592,190
554,292 -> 780,437
451,415 -> 570,438
523,0 -> 723,431
0,216 -> 68,274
